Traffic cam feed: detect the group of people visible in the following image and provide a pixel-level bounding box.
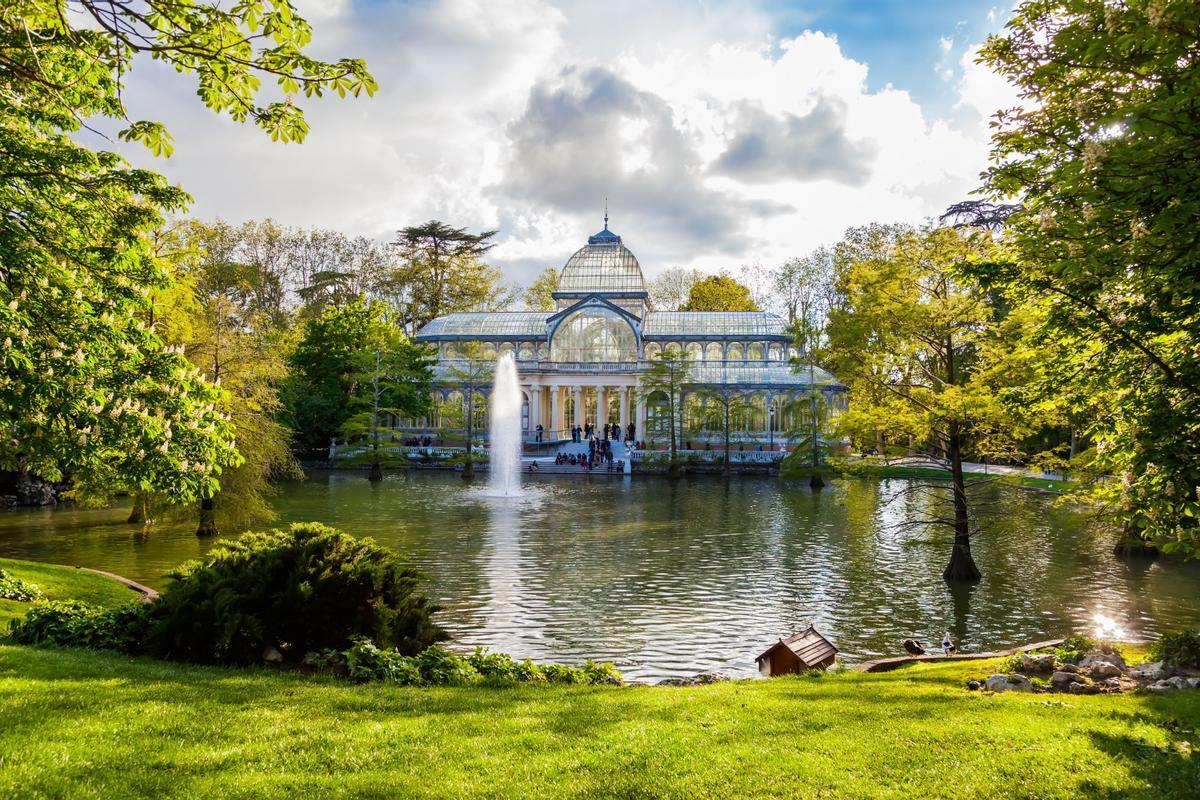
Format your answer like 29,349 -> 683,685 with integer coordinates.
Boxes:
554,438 -> 623,472
568,422 -> 636,444
403,435 -> 435,447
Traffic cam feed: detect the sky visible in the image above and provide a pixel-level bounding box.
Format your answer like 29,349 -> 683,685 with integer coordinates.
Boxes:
91,0 -> 1021,287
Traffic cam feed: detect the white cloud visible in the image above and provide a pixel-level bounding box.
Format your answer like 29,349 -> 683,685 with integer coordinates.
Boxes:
97,0 -> 1005,286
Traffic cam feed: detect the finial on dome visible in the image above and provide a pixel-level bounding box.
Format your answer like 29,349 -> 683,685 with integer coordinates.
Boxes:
604,197 -> 609,230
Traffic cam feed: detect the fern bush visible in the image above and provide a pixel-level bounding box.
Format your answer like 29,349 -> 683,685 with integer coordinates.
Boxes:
144,522 -> 446,665
9,600 -> 148,652
1152,630 -> 1200,669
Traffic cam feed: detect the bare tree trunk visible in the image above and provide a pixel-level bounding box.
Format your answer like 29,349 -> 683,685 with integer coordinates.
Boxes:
723,398 -> 731,477
462,383 -> 475,479
369,349 -> 383,483
196,492 -> 219,537
942,429 -> 981,582
127,493 -> 148,524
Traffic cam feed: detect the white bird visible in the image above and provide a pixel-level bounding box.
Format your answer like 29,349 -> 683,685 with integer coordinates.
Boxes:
941,631 -> 957,655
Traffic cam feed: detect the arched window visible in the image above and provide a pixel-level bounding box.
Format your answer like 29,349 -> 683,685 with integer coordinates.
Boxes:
499,342 -> 514,358
551,307 -> 637,362
443,342 -> 459,359
726,342 -> 744,361
646,390 -> 671,436
768,344 -> 782,361
747,343 -> 764,360
482,342 -> 497,358
705,342 -> 723,361
665,342 -> 681,355
518,343 -> 534,360
685,342 -> 703,361
644,342 -> 661,359
537,343 -> 550,359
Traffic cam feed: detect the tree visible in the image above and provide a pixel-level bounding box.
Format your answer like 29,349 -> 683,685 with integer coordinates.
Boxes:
680,275 -> 759,312
389,221 -> 507,334
648,267 -> 705,311
0,2 -> 372,505
523,268 -> 560,312
439,342 -> 493,479
972,0 -> 1200,557
692,385 -> 750,476
283,302 -> 377,453
825,226 -> 1007,582
639,352 -> 692,477
340,305 -> 435,482
160,221 -> 301,536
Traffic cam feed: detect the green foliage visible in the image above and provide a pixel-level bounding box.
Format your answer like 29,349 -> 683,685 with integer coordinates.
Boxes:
8,600 -> 148,653
314,642 -> 623,687
1151,630 -> 1200,670
0,1 -> 372,503
145,523 -> 446,665
680,275 -> 759,312
973,0 -> 1200,554
1053,635 -> 1098,665
0,568 -> 42,602
639,352 -> 692,465
523,268 -> 560,312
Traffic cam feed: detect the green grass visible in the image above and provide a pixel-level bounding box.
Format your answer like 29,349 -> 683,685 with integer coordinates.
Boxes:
0,557 -> 143,629
0,645 -> 1196,799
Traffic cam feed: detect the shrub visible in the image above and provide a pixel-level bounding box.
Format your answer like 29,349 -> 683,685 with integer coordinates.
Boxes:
0,568 -> 43,602
467,648 -> 546,685
1053,635 -> 1098,664
8,600 -> 148,652
1151,630 -> 1200,669
144,522 -> 446,665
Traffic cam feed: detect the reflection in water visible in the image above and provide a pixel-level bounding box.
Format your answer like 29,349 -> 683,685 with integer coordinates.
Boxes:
1,471 -> 1199,682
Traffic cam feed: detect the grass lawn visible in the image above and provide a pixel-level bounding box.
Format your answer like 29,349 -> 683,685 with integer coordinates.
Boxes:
0,557 -> 144,629
0,645 -> 1195,799
0,560 -> 1196,799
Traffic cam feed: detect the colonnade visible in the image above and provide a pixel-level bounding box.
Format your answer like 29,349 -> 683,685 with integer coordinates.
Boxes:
524,383 -> 644,439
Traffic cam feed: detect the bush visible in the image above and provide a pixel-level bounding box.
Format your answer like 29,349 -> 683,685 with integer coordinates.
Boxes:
144,522 -> 446,665
0,568 -> 43,602
1151,630 -> 1200,669
8,600 -> 148,652
1053,635 -> 1097,664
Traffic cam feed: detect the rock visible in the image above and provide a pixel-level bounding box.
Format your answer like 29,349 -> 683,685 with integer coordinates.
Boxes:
262,645 -> 284,665
1188,678 -> 1200,690
657,671 -> 731,686
1051,671 -> 1085,689
1020,653 -> 1058,673
966,680 -> 982,691
1129,661 -> 1168,681
1069,682 -> 1101,695
15,476 -> 56,506
1147,679 -> 1179,693
1087,661 -> 1123,679
1057,663 -> 1081,674
987,674 -> 1033,693
1081,651 -> 1126,669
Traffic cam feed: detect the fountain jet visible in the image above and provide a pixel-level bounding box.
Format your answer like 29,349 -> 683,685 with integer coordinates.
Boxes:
488,353 -> 522,496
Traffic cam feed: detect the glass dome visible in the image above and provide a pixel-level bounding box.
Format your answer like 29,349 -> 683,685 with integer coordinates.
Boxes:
551,307 -> 637,363
556,225 -> 646,296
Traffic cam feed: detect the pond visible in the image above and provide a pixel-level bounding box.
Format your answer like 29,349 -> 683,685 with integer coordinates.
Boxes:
2,471 -> 1198,683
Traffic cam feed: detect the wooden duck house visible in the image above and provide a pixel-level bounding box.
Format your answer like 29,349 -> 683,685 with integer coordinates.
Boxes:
756,626 -> 838,676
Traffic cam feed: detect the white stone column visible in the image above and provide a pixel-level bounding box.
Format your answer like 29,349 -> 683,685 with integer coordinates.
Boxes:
573,386 -> 582,428
635,384 -> 647,441
530,387 -> 541,435
620,386 -> 630,429
549,385 -> 560,437
596,386 -> 606,427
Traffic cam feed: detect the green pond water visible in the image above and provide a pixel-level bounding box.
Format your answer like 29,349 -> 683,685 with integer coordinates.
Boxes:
2,470 -> 1198,682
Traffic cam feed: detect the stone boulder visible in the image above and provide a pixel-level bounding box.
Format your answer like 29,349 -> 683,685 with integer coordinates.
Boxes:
1020,653 -> 1058,674
1146,676 -> 1190,692
1069,681 -> 1101,695
1081,651 -> 1126,669
1050,671 -> 1085,690
1086,661 -> 1123,679
986,674 -> 1033,693
1129,661 -> 1168,682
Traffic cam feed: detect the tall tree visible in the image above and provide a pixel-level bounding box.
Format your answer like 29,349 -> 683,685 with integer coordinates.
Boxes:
523,268 -> 560,312
648,267 -> 705,311
971,0 -> 1200,556
340,305 -> 435,481
693,386 -> 749,476
0,1 -> 371,504
639,352 -> 692,477
390,221 -> 507,333
681,275 -> 759,312
826,226 -> 1007,582
438,342 -> 493,479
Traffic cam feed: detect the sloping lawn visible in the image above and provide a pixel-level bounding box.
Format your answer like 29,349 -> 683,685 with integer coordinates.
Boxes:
0,557 -> 143,629
0,644 -> 1196,799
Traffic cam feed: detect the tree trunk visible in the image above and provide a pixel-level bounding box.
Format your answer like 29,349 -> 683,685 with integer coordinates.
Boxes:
196,493 -> 219,537
368,461 -> 383,482
723,402 -> 731,477
942,431 -> 981,582
1113,519 -> 1158,559
127,494 -> 147,524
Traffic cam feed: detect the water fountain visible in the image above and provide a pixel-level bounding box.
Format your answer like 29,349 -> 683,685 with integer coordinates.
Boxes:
488,352 -> 522,496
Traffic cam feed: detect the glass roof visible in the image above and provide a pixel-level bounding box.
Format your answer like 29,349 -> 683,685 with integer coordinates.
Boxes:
644,312 -> 788,338
687,363 -> 840,387
556,227 -> 646,295
415,312 -> 551,339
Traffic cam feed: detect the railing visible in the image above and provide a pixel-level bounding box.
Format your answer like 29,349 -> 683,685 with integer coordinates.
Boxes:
630,449 -> 786,465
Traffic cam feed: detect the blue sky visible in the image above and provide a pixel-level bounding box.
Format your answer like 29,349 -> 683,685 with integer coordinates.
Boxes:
113,0 -> 1019,286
